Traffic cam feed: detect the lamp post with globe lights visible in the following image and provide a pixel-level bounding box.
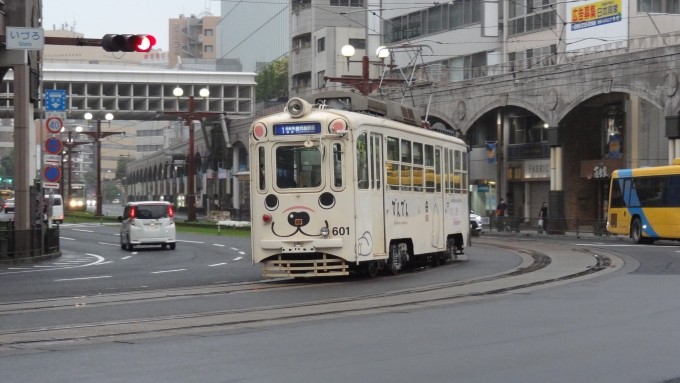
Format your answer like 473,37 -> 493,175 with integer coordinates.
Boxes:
82,112 -> 120,216
164,87 -> 221,222
60,124 -> 89,209
324,45 -> 401,96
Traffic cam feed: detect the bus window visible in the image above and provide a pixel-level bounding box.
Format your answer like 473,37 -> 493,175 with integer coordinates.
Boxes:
333,143 -> 343,188
435,148 -> 442,192
276,145 -> 322,189
258,147 -> 266,191
610,178 -> 624,208
357,132 -> 369,189
667,176 -> 680,207
635,176 -> 665,207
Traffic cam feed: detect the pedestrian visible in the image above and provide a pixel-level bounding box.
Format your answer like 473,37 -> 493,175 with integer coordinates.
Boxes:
496,198 -> 508,232
539,201 -> 548,233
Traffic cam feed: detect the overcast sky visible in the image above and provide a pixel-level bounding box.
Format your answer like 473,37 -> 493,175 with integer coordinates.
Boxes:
43,0 -> 219,53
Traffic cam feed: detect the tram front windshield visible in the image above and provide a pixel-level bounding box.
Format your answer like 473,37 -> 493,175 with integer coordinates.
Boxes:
276,145 -> 322,189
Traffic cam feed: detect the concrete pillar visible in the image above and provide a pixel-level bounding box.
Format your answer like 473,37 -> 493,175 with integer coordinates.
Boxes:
676,139 -> 680,162
232,147 -> 240,211
669,139 -> 675,164
548,126 -> 565,233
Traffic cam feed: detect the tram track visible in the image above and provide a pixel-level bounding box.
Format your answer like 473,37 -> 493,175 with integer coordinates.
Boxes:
0,240 -> 621,353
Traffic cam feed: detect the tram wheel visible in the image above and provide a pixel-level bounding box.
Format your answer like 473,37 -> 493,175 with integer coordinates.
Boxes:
365,261 -> 379,278
387,244 -> 400,275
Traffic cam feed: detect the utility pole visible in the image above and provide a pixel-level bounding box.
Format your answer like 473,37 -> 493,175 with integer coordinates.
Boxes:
80,117 -> 119,216
164,90 -> 221,222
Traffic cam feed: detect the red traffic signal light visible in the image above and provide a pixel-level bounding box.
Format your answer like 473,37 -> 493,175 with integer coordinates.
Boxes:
102,34 -> 157,53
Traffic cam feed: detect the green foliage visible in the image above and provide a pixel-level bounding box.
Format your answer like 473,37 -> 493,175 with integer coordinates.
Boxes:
0,149 -> 13,178
83,170 -> 97,190
116,157 -> 131,182
104,183 -> 120,201
255,57 -> 288,102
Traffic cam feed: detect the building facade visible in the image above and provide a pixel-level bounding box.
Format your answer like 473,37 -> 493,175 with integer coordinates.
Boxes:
168,13 -> 220,69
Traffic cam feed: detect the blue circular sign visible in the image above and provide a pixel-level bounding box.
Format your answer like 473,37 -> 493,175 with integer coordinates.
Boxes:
44,137 -> 63,155
43,165 -> 61,183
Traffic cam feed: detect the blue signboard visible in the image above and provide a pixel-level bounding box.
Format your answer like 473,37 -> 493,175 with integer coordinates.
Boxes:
45,90 -> 66,111
274,123 -> 321,136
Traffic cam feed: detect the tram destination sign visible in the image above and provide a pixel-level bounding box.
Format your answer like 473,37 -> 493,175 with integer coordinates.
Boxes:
274,123 -> 321,136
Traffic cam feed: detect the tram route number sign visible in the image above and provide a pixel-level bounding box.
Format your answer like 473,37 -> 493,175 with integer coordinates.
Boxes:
44,137 -> 63,155
43,165 -> 62,183
45,116 -> 64,134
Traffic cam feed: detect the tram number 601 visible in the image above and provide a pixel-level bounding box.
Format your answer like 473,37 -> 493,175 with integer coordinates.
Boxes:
332,227 -> 350,236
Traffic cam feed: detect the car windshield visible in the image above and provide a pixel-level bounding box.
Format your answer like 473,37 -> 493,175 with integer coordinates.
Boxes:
135,204 -> 169,219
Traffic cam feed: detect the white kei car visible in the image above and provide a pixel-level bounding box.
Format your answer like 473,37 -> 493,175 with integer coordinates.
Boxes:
119,201 -> 176,250
470,210 -> 483,233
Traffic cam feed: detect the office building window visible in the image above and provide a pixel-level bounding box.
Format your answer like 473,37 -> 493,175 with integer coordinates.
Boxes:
205,45 -> 213,53
317,70 -> 325,89
317,37 -> 325,53
349,38 -> 366,50
330,0 -> 363,6
204,29 -> 213,37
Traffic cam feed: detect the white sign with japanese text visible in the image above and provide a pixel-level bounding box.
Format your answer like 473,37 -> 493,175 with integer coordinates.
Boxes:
6,27 -> 44,50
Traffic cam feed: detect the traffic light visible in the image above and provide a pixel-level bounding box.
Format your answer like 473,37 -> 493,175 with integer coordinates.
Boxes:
102,34 -> 157,53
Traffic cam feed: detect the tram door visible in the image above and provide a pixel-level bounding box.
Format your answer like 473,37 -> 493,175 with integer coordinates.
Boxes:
370,133 -> 386,256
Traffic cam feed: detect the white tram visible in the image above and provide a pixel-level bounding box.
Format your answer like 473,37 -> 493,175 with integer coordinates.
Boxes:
250,93 -> 469,277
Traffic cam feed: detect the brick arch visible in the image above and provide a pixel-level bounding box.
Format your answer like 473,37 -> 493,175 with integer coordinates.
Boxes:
557,87 -> 665,124
463,98 -> 550,133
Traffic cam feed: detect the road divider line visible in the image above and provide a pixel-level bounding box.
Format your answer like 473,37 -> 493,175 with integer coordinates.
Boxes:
238,251 -> 245,255
151,269 -> 186,274
208,263 -> 227,267
98,242 -> 119,246
73,229 -> 94,233
59,237 -> 76,241
231,247 -> 238,250
213,244 -> 225,247
55,276 -> 112,282
176,240 -> 204,244
121,256 -> 131,260
233,257 -> 243,261
132,252 -> 138,255
98,261 -> 113,265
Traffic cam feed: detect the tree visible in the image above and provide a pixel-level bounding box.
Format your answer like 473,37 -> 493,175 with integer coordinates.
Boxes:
116,156 -> 131,182
83,170 -> 97,190
0,149 -> 13,178
255,57 -> 288,102
104,183 -> 120,202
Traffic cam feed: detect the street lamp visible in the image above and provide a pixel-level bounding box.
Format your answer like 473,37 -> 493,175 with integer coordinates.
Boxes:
326,45 -> 401,96
164,87 -> 215,222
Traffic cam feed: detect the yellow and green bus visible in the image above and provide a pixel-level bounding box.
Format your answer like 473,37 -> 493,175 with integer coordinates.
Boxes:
607,159 -> 680,243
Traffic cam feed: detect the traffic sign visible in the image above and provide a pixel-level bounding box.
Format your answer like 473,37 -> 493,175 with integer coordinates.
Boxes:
44,154 -> 60,165
44,182 -> 59,190
45,115 -> 64,134
45,90 -> 67,111
44,137 -> 63,155
43,165 -> 62,183
6,27 -> 45,50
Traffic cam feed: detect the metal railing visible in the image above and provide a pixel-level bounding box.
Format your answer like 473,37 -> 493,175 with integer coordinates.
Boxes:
486,216 -> 612,238
0,223 -> 60,259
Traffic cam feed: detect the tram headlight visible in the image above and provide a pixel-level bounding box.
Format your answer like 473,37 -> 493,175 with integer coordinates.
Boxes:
320,227 -> 329,237
69,200 -> 76,207
77,201 -> 84,207
286,97 -> 311,118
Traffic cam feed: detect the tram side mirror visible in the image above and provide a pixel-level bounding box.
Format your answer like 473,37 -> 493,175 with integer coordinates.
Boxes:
117,216 -> 123,222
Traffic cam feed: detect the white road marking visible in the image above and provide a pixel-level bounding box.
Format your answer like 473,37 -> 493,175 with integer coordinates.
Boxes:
33,265 -> 59,268
8,267 -> 29,270
238,251 -> 245,255
121,256 -> 131,260
72,229 -> 94,233
576,244 -> 680,247
114,234 -> 121,236
213,244 -> 225,247
208,263 -> 227,267
60,237 -> 76,241
98,242 -> 119,246
151,269 -> 186,274
233,257 -> 243,261
98,261 -> 113,265
231,247 -> 238,250
0,254 -> 106,275
132,252 -> 138,255
176,240 -> 204,244
55,276 -> 112,282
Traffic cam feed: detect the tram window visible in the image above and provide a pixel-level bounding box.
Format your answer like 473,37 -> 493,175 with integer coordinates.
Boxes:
386,163 -> 399,190
462,150 -> 468,171
413,166 -> 423,192
401,165 -> 412,191
425,168 -> 435,193
372,134 -> 382,189
454,150 -> 461,170
424,145 -> 433,166
357,132 -> 369,189
258,147 -> 266,191
462,173 -> 468,193
333,143 -> 343,188
435,149 -> 442,192
275,145 -> 322,189
401,140 -> 412,163
387,137 -> 399,161
369,135 -> 375,189
413,143 -> 423,165
444,149 -> 450,193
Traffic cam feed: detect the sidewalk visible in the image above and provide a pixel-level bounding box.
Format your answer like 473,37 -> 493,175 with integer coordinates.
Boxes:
475,227 -> 630,243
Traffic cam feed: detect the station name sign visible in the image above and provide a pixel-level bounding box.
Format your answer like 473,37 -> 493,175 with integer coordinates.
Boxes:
274,123 -> 321,136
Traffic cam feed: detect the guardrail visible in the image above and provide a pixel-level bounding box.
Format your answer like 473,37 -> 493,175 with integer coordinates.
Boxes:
484,216 -> 613,238
0,223 -> 60,259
